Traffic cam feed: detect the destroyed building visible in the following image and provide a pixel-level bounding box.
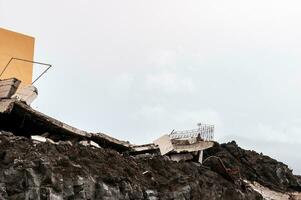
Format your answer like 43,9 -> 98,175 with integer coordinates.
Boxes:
0,27 -> 300,199
0,28 -> 131,152
153,125 -> 214,163
0,27 -> 217,160
0,77 -> 131,152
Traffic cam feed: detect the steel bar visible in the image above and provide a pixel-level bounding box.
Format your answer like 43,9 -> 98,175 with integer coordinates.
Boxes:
0,57 -> 52,84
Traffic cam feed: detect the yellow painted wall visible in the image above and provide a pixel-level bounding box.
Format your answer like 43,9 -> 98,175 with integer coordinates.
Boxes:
0,28 -> 35,85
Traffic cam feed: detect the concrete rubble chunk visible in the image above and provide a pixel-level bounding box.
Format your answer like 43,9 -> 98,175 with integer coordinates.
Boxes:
90,141 -> 101,148
79,141 -> 89,146
79,140 -> 101,149
31,135 -> 55,144
31,135 -> 47,143
153,135 -> 174,155
153,126 -> 214,163
0,78 -> 38,105
12,85 -> 38,105
142,171 -> 149,175
0,78 -> 21,99
0,99 -> 131,152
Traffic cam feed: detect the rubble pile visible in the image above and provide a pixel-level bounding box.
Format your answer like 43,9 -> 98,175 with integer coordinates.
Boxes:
1,31 -> 300,199
0,78 -> 300,199
0,131 -> 264,200
204,141 -> 301,194
0,131 -> 300,199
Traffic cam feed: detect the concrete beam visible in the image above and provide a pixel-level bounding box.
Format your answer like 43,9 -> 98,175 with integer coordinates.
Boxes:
0,99 -> 131,152
0,78 -> 21,99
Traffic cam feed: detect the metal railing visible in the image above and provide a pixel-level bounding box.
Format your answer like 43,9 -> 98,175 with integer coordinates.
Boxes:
0,57 -> 52,84
169,124 -> 214,141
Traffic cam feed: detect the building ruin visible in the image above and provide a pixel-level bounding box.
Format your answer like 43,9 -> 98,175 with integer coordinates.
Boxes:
0,27 -> 215,164
153,125 -> 214,163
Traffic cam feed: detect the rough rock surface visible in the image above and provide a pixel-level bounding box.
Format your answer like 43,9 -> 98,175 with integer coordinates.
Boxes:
204,141 -> 301,193
0,131 -> 263,200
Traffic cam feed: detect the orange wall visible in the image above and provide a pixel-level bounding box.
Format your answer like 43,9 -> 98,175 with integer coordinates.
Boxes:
0,28 -> 35,85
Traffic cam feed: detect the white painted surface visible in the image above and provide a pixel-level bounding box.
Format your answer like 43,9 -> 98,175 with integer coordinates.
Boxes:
0,78 -> 20,99
173,141 -> 214,153
31,135 -> 47,143
90,141 -> 101,148
198,150 -> 203,163
153,135 -> 174,155
79,141 -> 89,146
12,85 -> 38,105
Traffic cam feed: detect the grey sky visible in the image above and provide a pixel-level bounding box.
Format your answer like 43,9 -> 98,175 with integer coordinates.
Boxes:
1,0 -> 301,174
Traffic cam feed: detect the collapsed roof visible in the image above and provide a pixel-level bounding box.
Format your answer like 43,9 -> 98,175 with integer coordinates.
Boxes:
0,77 -> 216,159
0,98 -> 131,152
0,78 -> 131,152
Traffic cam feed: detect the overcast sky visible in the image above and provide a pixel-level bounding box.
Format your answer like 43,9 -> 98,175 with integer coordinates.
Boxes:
1,0 -> 301,174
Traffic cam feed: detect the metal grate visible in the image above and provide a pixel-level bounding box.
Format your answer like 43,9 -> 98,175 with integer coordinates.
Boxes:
169,124 -> 214,141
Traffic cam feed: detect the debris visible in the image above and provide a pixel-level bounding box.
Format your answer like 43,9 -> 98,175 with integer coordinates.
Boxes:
131,143 -> 159,155
0,98 -> 131,152
90,141 -> 101,148
153,124 -> 214,163
31,135 -> 47,143
0,78 -> 21,99
79,140 -> 101,149
142,171 -> 150,175
31,135 -> 55,144
204,141 -> 301,192
79,140 -> 89,146
244,180 -> 296,200
0,78 -> 37,105
134,153 -> 153,159
202,155 -> 240,183
0,129 -> 300,199
57,141 -> 73,146
12,85 -> 38,105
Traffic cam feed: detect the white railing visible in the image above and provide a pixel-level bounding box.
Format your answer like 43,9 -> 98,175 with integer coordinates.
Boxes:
169,125 -> 214,141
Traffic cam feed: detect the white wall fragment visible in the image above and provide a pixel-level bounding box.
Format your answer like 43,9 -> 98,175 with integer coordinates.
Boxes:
31,135 -> 47,143
12,85 -> 38,105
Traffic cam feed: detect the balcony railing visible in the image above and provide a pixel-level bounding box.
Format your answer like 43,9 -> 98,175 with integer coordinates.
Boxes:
169,124 -> 214,141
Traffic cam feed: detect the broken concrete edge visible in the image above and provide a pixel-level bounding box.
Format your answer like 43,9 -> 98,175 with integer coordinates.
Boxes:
130,143 -> 159,155
132,143 -> 158,152
153,134 -> 174,155
0,78 -> 38,105
172,141 -> 214,153
0,98 -> 214,157
0,78 -> 21,99
12,85 -> 38,105
0,99 -> 15,113
13,100 -> 92,137
0,99 -> 132,152
151,133 -> 216,163
154,134 -> 214,152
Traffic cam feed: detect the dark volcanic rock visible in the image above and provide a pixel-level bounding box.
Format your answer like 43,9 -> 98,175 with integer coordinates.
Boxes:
204,141 -> 301,193
0,132 -> 263,200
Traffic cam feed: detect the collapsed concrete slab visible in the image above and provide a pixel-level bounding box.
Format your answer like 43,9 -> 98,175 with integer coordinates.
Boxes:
0,99 -> 131,152
0,78 -> 38,105
153,125 -> 215,163
0,78 -> 21,99
0,78 -> 213,156
131,143 -> 159,155
12,85 -> 38,105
